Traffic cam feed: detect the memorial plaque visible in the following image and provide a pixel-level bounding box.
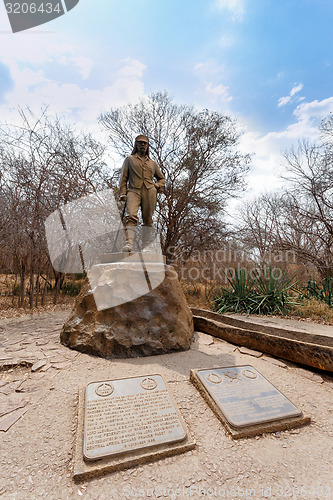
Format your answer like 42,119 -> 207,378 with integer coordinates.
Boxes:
191,366 -> 310,438
83,374 -> 187,461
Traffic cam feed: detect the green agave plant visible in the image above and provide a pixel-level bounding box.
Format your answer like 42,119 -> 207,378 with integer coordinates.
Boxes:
252,265 -> 299,315
212,265 -> 299,315
322,275 -> 333,306
212,268 -> 257,314
301,274 -> 333,307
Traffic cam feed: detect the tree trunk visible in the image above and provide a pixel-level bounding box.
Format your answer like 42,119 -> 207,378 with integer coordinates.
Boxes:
29,268 -> 35,309
41,273 -> 48,306
53,272 -> 61,304
19,263 -> 25,307
12,273 -> 18,305
35,271 -> 40,307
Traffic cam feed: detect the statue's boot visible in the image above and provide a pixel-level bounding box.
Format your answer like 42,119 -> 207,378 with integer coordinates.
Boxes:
122,226 -> 136,252
141,225 -> 154,252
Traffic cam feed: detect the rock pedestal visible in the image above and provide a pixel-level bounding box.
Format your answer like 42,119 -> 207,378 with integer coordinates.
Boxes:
61,263 -> 194,358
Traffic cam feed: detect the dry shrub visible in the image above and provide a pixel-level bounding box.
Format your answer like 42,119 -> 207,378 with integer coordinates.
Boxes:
181,280 -> 220,309
181,281 -> 208,308
288,298 -> 333,324
0,294 -> 74,320
0,274 -> 17,294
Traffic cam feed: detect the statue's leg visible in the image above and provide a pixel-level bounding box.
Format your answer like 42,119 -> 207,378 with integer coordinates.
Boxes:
141,226 -> 153,251
141,186 -> 157,251
123,191 -> 140,252
123,226 -> 136,252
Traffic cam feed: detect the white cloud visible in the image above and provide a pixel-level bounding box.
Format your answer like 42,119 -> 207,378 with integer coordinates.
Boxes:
0,27 -> 96,82
59,55 -> 94,80
0,56 -> 146,133
278,82 -> 303,107
194,60 -> 232,104
293,96 -> 333,123
0,36 -> 73,66
234,95 -> 333,208
215,0 -> 245,20
118,58 -> 146,78
278,95 -> 291,107
0,1 -> 12,31
290,83 -> 303,96
205,82 -> 232,102
0,22 -> 148,145
194,60 -> 225,75
0,20 -> 147,126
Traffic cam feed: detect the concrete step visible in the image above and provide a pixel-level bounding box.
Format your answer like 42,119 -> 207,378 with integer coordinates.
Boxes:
191,308 -> 333,372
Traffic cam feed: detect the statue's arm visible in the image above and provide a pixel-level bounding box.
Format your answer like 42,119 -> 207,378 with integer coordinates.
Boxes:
119,158 -> 129,199
154,162 -> 165,190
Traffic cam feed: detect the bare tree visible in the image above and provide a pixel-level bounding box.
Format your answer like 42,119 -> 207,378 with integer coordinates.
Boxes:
239,194 -> 281,262
238,131 -> 333,279
99,92 -> 251,260
0,108 -> 107,307
281,139 -> 332,277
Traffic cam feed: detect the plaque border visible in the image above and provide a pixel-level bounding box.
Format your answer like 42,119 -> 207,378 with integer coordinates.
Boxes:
73,382 -> 195,481
83,374 -> 188,461
197,365 -> 302,428
190,366 -> 311,439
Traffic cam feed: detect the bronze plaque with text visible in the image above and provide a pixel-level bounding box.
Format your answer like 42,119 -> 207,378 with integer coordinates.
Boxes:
194,366 -> 302,428
83,374 -> 187,460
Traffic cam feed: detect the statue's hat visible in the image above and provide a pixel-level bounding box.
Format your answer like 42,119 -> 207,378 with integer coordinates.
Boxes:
135,134 -> 149,143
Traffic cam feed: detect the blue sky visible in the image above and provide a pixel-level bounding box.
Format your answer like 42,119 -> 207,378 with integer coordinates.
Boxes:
0,0 -> 332,202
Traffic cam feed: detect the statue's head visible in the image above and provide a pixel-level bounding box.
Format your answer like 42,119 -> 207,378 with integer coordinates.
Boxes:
132,134 -> 149,156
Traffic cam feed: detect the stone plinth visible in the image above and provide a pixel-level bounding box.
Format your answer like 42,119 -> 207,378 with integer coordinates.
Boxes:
61,264 -> 194,358
101,251 -> 166,264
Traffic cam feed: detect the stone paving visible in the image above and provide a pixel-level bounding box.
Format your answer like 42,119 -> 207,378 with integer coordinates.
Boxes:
0,311 -> 78,432
0,310 -> 333,499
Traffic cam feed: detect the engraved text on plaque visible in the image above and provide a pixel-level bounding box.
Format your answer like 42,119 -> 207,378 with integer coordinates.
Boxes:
83,374 -> 187,460
196,366 -> 302,428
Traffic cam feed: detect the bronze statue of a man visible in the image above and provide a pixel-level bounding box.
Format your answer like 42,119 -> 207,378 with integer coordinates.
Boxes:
119,135 -> 165,252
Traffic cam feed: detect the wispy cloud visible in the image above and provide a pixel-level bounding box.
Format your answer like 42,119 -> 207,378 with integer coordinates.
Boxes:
205,82 -> 232,102
0,56 -> 146,133
59,56 -> 94,80
290,83 -> 303,96
0,22 -> 147,131
237,95 -> 333,200
194,60 -> 232,104
218,34 -> 236,48
278,83 -> 304,107
278,95 -> 292,107
215,0 -> 246,20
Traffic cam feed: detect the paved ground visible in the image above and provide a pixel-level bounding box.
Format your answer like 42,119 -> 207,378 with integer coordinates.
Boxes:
0,310 -> 333,500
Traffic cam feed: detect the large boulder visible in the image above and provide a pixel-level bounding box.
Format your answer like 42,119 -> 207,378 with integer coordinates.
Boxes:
60,264 -> 194,358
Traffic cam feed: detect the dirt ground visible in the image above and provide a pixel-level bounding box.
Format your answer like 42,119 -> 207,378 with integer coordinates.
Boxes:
0,295 -> 75,321
0,309 -> 333,500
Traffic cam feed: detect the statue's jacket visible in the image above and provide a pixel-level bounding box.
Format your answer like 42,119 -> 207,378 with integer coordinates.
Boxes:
119,154 -> 165,196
